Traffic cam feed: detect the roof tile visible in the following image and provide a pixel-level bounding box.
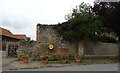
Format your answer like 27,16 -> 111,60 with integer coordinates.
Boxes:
0,27 -> 26,39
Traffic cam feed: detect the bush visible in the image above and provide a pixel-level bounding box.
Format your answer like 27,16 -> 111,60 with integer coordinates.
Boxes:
108,37 -> 118,43
97,35 -> 118,43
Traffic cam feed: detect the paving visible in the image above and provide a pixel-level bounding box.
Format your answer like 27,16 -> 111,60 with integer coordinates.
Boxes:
2,57 -> 16,67
2,58 -> 71,70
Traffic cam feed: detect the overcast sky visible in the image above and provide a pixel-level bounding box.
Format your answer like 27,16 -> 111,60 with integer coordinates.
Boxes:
0,0 -> 94,40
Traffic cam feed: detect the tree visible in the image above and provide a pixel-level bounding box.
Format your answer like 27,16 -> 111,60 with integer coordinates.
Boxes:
55,2 -> 103,42
92,2 -> 120,41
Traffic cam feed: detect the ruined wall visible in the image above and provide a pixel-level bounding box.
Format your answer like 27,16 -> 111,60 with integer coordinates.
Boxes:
18,24 -> 77,56
37,24 -> 61,43
36,24 -> 77,55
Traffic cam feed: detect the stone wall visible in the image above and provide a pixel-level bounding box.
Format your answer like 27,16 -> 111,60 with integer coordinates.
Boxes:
18,24 -> 118,57
18,24 -> 77,56
84,41 -> 118,56
36,24 -> 77,55
18,41 -> 77,57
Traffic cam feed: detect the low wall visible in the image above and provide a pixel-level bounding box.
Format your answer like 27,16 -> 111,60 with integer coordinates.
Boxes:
84,41 -> 118,56
18,39 -> 119,57
18,41 -> 77,57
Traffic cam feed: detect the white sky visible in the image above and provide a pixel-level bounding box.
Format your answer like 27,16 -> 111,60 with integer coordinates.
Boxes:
0,0 -> 94,40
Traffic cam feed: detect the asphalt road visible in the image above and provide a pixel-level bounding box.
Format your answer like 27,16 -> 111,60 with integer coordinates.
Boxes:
11,63 -> 119,71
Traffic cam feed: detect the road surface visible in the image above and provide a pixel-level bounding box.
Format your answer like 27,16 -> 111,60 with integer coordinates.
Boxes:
8,63 -> 119,71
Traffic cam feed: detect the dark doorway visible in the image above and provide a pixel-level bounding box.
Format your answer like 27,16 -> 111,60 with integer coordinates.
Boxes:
8,45 -> 18,57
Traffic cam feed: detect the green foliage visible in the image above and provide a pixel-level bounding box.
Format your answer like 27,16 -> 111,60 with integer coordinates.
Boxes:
109,37 -> 118,43
48,56 -> 55,60
32,57 -> 41,61
55,2 -> 102,42
19,55 -> 24,57
75,56 -> 80,59
35,57 -> 40,61
93,2 -> 120,41
42,56 -> 48,60
98,36 -> 118,43
23,56 -> 29,59
68,56 -> 75,60
48,56 -> 59,61
60,56 -> 68,60
48,56 -> 75,61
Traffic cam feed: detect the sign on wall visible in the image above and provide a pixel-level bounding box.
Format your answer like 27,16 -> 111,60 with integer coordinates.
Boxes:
48,44 -> 54,50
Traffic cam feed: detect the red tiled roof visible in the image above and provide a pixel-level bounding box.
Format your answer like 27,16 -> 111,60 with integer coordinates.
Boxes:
0,27 -> 13,37
13,35 -> 26,39
0,27 -> 26,39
